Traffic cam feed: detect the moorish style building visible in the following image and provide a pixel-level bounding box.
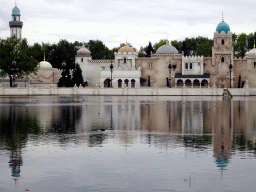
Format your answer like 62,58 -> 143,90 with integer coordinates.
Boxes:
9,3 -> 23,39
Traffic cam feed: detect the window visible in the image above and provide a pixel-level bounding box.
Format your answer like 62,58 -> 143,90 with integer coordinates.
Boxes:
14,17 -> 16,21
124,57 -> 126,63
221,57 -> 224,62
190,63 -> 193,69
185,63 -> 188,69
254,62 -> 256,67
148,63 -> 153,68
81,58 -> 83,62
222,39 -> 225,45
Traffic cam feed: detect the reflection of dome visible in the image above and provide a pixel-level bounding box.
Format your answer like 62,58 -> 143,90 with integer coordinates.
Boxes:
216,158 -> 229,170
216,21 -> 230,33
156,44 -> 178,54
39,61 -> 52,69
245,47 -> 256,58
77,46 -> 91,57
12,4 -> 20,16
118,45 -> 135,53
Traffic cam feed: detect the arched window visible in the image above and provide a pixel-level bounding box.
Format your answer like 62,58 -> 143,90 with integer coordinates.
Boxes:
81,58 -> 83,62
124,57 -> 127,63
131,79 -> 135,88
222,39 -> 225,45
221,57 -> 224,62
185,63 -> 188,69
14,17 -> 16,21
118,79 -> 122,88
190,63 -> 193,69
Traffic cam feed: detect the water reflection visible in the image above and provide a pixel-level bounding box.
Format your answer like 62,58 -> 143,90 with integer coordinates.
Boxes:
0,96 -> 256,191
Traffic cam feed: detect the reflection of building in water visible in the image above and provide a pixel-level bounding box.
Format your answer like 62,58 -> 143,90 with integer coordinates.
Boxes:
9,149 -> 23,186
76,97 -> 141,133
140,100 -> 182,133
182,100 -> 204,135
211,100 -> 233,173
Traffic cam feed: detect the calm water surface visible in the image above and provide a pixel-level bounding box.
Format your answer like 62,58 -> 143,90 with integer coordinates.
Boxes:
0,96 -> 256,192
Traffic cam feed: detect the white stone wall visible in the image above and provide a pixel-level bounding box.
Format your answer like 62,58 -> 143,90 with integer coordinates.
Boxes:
114,52 -> 138,69
182,56 -> 204,75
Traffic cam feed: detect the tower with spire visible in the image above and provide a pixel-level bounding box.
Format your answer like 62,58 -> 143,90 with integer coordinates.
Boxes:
9,2 -> 23,39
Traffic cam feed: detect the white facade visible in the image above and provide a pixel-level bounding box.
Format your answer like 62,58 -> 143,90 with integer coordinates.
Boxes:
75,44 -> 141,88
182,56 -> 204,75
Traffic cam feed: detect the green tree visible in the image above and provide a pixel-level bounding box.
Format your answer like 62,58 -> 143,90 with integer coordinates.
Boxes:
235,33 -> 247,58
0,37 -> 38,78
72,63 -> 87,87
86,40 -> 113,60
196,37 -> 213,57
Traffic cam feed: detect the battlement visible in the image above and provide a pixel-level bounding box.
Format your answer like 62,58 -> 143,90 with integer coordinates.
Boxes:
100,66 -> 141,71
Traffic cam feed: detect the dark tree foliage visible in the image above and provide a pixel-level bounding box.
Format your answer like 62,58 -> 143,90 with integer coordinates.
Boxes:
0,37 -> 38,77
145,42 -> 154,57
72,64 -> 87,87
58,68 -> 72,87
85,40 -> 113,60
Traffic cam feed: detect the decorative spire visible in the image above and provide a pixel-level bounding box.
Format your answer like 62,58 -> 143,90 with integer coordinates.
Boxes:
44,52 -> 45,61
222,12 -> 224,21
126,37 -> 128,46
15,1 -> 17,7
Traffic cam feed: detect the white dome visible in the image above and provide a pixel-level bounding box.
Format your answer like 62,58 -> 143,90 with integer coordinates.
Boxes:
245,48 -> 256,58
39,61 -> 52,69
77,46 -> 91,57
156,44 -> 178,54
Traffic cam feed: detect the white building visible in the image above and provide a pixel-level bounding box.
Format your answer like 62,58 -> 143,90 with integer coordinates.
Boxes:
9,3 -> 23,39
75,43 -> 141,88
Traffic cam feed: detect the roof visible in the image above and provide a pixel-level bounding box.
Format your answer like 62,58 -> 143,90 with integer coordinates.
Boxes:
156,44 -> 178,54
118,45 -> 135,53
216,21 -> 230,33
12,4 -> 20,16
175,73 -> 210,79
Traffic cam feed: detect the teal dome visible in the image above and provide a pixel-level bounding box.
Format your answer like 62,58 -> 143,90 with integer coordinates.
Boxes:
12,5 -> 20,16
216,21 -> 230,33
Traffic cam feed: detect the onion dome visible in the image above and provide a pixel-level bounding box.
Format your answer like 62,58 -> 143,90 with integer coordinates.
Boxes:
77,43 -> 91,57
12,3 -> 20,16
156,44 -> 178,54
216,14 -> 230,33
245,45 -> 256,58
118,44 -> 135,53
38,54 -> 52,69
39,61 -> 52,69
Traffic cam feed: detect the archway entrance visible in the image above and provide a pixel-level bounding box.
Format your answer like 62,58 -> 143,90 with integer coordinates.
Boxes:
118,79 -> 122,88
104,79 -> 111,88
177,79 -> 183,87
124,79 -> 129,87
185,79 -> 192,87
131,79 -> 135,88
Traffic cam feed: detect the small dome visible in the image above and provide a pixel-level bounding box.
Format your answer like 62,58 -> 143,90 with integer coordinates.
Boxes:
12,4 -> 20,16
77,46 -> 91,57
216,21 -> 230,33
156,44 -> 178,54
118,45 -> 135,53
39,61 -> 52,69
245,47 -> 256,58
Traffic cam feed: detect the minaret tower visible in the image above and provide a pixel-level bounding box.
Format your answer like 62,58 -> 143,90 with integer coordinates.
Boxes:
9,2 -> 23,39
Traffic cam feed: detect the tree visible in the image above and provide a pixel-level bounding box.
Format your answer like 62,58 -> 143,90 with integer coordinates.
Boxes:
196,37 -> 213,57
235,33 -> 247,58
72,64 -> 87,87
0,37 -> 38,78
86,40 -> 113,60
145,42 -> 153,57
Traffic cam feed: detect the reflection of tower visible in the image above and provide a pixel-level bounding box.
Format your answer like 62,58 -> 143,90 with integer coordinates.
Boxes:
9,3 -> 23,39
212,100 -> 233,177
9,149 -> 23,186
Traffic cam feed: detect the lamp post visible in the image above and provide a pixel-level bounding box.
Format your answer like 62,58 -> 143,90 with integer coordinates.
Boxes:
110,61 -> 113,88
61,61 -> 66,87
229,62 -> 232,88
168,62 -> 172,88
9,61 -> 17,87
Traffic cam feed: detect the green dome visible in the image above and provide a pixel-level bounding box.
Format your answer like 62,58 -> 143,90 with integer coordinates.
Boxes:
216,21 -> 230,33
12,5 -> 20,16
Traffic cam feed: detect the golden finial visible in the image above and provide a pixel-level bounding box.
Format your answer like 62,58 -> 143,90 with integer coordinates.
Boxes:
83,39 -> 85,47
44,52 -> 45,61
222,11 -> 224,21
254,42 -> 255,49
15,1 -> 17,7
126,37 -> 128,46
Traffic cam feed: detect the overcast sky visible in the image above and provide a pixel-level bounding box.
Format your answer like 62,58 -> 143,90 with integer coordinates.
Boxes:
1,0 -> 256,50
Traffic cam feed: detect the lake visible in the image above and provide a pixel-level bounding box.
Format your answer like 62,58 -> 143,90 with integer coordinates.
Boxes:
0,96 -> 255,192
